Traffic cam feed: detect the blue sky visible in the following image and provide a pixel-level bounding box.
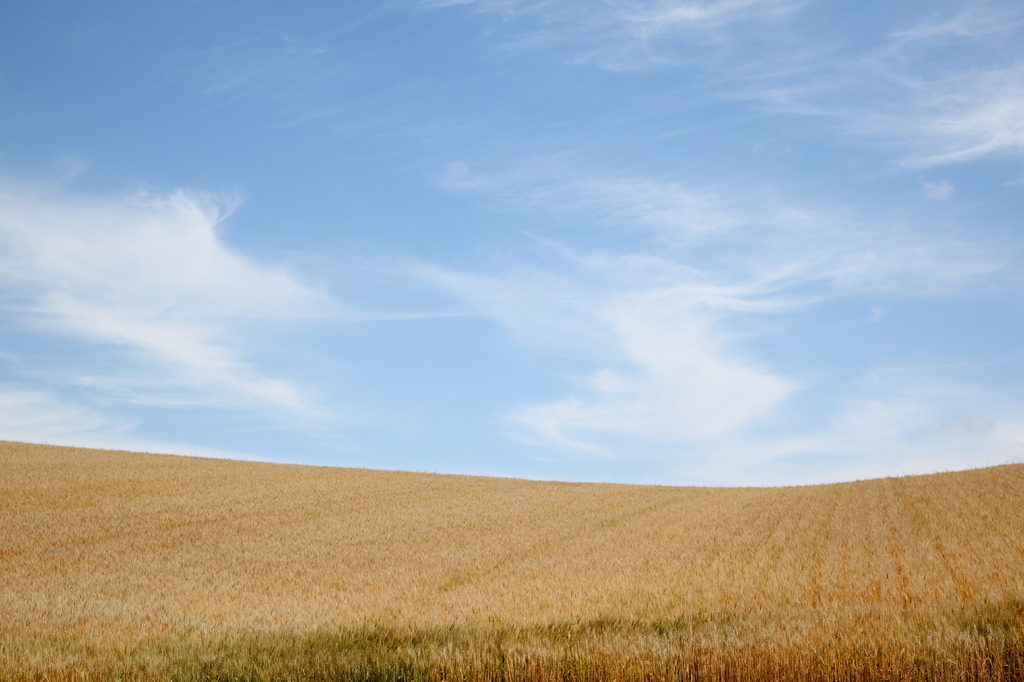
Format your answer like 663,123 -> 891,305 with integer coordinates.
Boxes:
0,0 -> 1021,485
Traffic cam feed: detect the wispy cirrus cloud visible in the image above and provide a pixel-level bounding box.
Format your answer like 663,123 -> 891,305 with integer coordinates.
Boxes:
0,181 -> 334,419
833,61 -> 1024,168
0,385 -> 111,443
511,283 -> 796,454
694,374 -> 1024,486
442,159 -> 1006,293
889,1 -> 1024,49
422,0 -> 807,70
744,3 -> 1024,168
921,179 -> 954,201
426,153 -> 1015,461
896,64 -> 1024,167
416,254 -> 796,456
442,160 -> 740,237
0,383 -> 280,461
433,0 -> 1024,168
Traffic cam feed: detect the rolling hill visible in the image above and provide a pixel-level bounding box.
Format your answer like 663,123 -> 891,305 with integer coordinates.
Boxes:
2,440 -> 1022,680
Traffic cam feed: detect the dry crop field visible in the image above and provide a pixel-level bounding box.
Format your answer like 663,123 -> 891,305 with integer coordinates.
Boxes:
1,440 -> 1022,681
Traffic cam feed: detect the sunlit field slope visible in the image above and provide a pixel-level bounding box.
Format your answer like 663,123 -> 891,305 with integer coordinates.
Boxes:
2,441 -> 1023,681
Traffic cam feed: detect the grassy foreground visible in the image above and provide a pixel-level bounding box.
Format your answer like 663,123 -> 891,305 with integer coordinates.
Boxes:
2,441 -> 1023,680
4,609 -> 1024,681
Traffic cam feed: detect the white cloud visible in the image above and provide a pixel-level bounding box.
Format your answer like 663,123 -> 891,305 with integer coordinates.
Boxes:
891,2 -> 1024,48
443,160 -> 1006,294
693,383 -> 1024,486
0,181 -> 333,416
430,157 -> 1012,459
0,384 -> 274,461
921,179 -> 954,201
938,414 -> 995,435
614,0 -> 804,34
750,4 -> 1024,168
424,0 -> 807,70
430,1 -> 1023,167
753,6 -> 1024,168
416,241 -> 803,455
509,284 -> 795,451
443,160 -> 740,237
0,386 -> 111,442
887,63 -> 1024,168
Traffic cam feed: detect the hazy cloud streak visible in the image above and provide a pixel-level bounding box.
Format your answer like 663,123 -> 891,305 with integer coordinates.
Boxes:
430,158 -> 1010,457
0,182 -> 333,416
422,0 -> 806,70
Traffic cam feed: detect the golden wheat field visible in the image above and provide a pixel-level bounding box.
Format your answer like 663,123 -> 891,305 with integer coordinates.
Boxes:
1,440 -> 1023,681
